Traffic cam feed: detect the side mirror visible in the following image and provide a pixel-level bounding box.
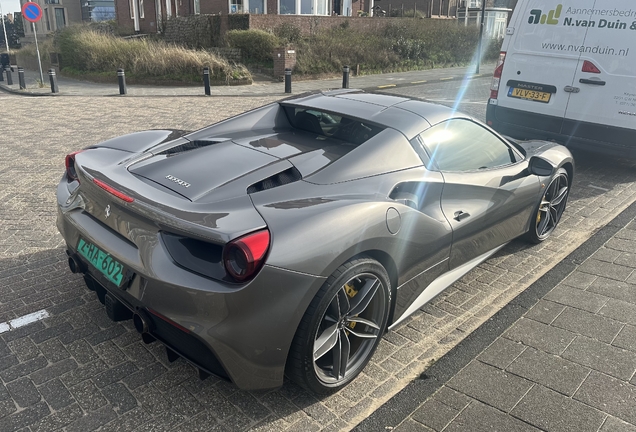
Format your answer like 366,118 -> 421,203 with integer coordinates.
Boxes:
528,156 -> 555,177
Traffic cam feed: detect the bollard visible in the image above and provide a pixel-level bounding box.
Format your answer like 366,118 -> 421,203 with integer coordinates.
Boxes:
0,67 -> 4,82
18,67 -> 26,90
117,68 -> 127,95
203,67 -> 211,96
284,68 -> 292,94
48,68 -> 59,93
342,65 -> 350,89
5,67 -> 12,85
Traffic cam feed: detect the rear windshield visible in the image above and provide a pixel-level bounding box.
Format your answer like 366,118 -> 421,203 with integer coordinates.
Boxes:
282,106 -> 384,145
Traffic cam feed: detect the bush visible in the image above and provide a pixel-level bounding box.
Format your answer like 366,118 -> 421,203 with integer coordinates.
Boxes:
225,29 -> 280,63
274,23 -> 302,44
45,25 -> 249,82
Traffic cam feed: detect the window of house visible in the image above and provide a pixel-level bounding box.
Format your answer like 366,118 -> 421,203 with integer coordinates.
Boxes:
279,0 -> 295,14
129,0 -> 135,18
139,0 -> 144,18
44,8 -> 51,31
54,8 -> 66,29
248,0 -> 264,13
194,0 -> 200,14
419,119 -> 516,172
229,0 -> 244,13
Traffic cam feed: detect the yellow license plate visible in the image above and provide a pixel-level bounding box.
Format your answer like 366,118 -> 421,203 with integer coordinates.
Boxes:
509,88 -> 551,103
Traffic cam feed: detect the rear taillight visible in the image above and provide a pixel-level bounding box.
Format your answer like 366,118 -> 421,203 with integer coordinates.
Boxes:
490,51 -> 507,100
65,150 -> 83,181
223,229 -> 270,282
93,178 -> 134,203
582,60 -> 601,74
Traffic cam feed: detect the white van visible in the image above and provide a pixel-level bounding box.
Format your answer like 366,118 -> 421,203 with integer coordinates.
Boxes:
486,0 -> 636,157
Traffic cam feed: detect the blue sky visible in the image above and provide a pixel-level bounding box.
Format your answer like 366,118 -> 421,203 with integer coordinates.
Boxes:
1,0 -> 23,16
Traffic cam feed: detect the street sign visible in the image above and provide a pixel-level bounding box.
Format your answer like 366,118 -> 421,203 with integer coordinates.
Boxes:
22,2 -> 43,23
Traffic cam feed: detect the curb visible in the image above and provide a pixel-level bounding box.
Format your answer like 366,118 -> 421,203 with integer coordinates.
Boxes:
353,199 -> 636,432
0,71 -> 493,98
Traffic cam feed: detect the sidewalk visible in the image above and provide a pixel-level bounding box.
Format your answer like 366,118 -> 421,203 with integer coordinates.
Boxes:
0,64 -> 493,97
358,201 -> 636,432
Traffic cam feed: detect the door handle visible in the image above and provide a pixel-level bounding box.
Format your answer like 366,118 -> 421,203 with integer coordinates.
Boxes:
564,86 -> 580,93
579,78 -> 606,86
454,211 -> 470,222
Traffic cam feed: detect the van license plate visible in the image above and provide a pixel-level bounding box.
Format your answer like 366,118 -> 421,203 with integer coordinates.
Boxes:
77,238 -> 126,287
509,88 -> 551,103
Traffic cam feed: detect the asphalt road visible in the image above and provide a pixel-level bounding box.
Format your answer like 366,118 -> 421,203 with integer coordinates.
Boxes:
0,79 -> 635,432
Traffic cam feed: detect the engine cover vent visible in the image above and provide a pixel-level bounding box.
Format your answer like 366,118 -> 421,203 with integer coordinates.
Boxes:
157,139 -> 226,156
247,167 -> 302,194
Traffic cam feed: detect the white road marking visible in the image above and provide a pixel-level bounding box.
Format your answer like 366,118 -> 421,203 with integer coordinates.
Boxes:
0,309 -> 50,334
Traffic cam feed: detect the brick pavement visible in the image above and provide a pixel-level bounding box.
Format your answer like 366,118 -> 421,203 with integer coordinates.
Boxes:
0,87 -> 634,431
359,202 -> 636,432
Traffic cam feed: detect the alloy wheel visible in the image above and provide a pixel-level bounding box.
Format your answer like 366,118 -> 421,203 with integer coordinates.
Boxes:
536,171 -> 569,240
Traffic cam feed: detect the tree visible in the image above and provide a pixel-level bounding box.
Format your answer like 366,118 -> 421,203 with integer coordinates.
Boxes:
0,15 -> 21,49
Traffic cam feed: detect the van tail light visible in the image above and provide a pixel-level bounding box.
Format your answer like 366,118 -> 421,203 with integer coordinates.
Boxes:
582,60 -> 601,74
65,150 -> 84,182
223,229 -> 270,282
490,51 -> 507,100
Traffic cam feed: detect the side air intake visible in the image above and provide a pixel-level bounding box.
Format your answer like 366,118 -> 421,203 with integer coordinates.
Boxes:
247,167 -> 302,194
157,139 -> 227,156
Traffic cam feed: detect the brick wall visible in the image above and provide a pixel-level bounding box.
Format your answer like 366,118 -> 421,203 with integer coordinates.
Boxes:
163,14 -> 250,47
273,46 -> 296,79
248,14 -> 406,36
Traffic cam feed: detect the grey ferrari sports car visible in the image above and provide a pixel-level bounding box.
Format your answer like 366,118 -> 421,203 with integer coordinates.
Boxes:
57,90 -> 574,394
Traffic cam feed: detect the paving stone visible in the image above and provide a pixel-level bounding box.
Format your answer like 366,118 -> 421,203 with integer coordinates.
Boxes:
92,361 -> 138,388
99,406 -> 153,432
503,318 -> 576,355
476,337 -> 526,369
552,307 -> 623,343
411,398 -> 458,431
447,361 -> 533,412
0,401 -> 50,431
544,285 -> 608,313
591,248 -> 622,263
122,362 -> 167,389
575,371 -> 636,425
121,342 -> 155,364
511,384 -> 606,432
30,322 -> 73,344
6,377 -> 41,408
615,253 -> 636,269
94,341 -> 127,367
606,238 -> 636,253
132,384 -> 173,416
432,386 -> 472,411
38,337 -> 71,363
1,321 -> 45,343
37,378 -> 74,410
0,355 -> 48,383
172,410 -> 221,432
613,325 -> 636,352
587,277 -> 636,305
579,259 -> 634,281
61,359 -> 109,387
525,299 -> 566,324
70,379 -> 108,410
30,403 -> 83,432
598,299 -> 636,327
85,325 -> 126,346
57,322 -> 100,345
168,385 -> 206,418
65,405 -> 117,432
443,400 -> 540,432
101,383 -> 138,414
600,416 -> 636,432
30,358 -> 78,385
562,336 -> 636,381
151,363 -> 196,392
506,348 -> 590,396
65,339 -> 99,364
395,418 -> 436,431
7,337 -> 40,362
560,272 -> 597,290
0,399 -> 17,418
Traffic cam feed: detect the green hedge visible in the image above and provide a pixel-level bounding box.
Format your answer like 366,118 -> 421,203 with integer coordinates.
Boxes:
225,29 -> 281,63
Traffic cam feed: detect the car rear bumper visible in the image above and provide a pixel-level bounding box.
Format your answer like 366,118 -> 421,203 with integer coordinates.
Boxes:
487,102 -> 636,158
57,192 -> 324,390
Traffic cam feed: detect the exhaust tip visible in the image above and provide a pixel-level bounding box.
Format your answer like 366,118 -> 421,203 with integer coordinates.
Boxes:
133,311 -> 151,334
68,254 -> 85,274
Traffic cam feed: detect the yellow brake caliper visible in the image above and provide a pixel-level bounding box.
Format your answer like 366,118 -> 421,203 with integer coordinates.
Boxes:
344,282 -> 358,330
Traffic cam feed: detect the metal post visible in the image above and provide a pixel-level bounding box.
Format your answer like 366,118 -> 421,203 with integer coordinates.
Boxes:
5,66 -> 12,85
117,68 -> 127,95
32,22 -> 44,84
284,68 -> 292,94
48,68 -> 58,93
203,67 -> 211,96
476,0 -> 486,74
0,67 -> 4,82
342,65 -> 350,89
18,67 -> 25,89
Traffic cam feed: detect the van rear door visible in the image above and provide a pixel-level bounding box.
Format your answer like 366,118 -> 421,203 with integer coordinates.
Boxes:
496,0 -> 595,135
562,0 -> 636,149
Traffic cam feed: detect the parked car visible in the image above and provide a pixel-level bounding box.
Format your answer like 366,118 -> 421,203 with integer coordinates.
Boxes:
57,90 -> 574,393
486,0 -> 636,157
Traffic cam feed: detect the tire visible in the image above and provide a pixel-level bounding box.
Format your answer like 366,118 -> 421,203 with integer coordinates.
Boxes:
525,167 -> 570,244
286,257 -> 391,394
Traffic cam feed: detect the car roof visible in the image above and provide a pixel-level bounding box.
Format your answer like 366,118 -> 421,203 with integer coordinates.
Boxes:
282,90 -> 467,140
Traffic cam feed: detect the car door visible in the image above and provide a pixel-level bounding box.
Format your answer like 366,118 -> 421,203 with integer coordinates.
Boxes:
562,0 -> 636,145
419,119 -> 541,270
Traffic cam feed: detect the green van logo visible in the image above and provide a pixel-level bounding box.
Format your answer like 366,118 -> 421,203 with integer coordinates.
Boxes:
528,4 -> 562,25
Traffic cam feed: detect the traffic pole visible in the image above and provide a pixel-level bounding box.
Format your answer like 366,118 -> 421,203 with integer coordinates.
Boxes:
18,67 -> 26,89
48,68 -> 59,93
5,66 -> 12,85
203,67 -> 211,96
117,68 -> 127,95
284,68 -> 292,94
32,22 -> 44,84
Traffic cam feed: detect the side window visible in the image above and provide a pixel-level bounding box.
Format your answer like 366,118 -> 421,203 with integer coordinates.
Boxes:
420,119 -> 516,172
